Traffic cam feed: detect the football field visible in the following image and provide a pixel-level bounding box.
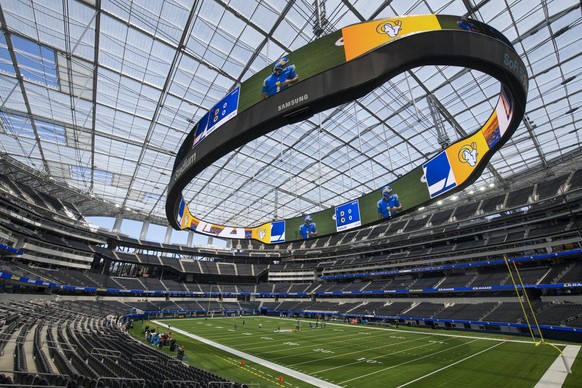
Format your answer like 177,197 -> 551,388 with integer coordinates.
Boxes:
133,316 -> 581,387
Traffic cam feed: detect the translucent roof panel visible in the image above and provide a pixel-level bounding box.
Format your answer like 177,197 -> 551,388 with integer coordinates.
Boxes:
0,0 -> 579,232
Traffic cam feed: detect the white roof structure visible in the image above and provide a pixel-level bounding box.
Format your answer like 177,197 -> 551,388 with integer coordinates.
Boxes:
0,0 -> 580,230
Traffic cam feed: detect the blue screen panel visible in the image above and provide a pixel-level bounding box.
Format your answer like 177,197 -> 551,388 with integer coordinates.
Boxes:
206,86 -> 240,135
335,200 -> 361,232
192,111 -> 210,148
270,221 -> 285,243
422,151 -> 457,198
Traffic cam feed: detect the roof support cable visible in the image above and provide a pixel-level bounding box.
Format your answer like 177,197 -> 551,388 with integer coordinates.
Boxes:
404,71 -> 421,122
381,122 -> 394,181
427,93 -> 450,150
354,102 -> 376,188
313,0 -> 328,37
346,143 -> 354,197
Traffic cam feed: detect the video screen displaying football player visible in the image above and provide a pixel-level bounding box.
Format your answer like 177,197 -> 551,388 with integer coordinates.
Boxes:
299,215 -> 317,239
261,57 -> 299,99
377,185 -> 403,219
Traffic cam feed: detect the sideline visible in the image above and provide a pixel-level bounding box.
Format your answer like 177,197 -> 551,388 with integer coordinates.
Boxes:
535,345 -> 580,387
151,320 -> 341,388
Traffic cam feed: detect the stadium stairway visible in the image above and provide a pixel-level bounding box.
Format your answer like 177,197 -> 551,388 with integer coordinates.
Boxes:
22,322 -> 37,374
0,337 -> 16,379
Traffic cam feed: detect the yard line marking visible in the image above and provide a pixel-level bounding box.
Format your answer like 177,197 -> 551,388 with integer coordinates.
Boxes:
338,338 -> 481,384
152,320 -> 341,388
213,328 -> 386,357
271,330 -> 424,366
289,336 -> 427,367
315,339 -> 453,374
396,341 -> 504,387
264,316 -> 565,346
535,344 -> 581,388
267,328 -> 422,361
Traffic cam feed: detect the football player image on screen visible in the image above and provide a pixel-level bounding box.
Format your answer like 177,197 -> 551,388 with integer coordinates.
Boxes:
377,185 -> 403,219
457,17 -> 479,32
299,215 -> 317,239
261,57 -> 299,99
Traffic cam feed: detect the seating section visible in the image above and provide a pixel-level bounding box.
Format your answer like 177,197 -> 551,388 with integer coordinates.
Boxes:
533,302 -> 582,326
0,167 -> 582,364
0,300 -> 239,387
429,208 -> 454,226
438,274 -> 475,288
480,193 -> 506,214
2,167 -> 582,291
114,277 -> 145,290
375,302 -> 412,316
453,202 -> 479,221
505,185 -> 534,209
404,303 -> 444,318
412,276 -> 443,288
536,174 -> 569,200
558,262 -> 582,283
433,303 -> 497,320
567,169 -> 582,190
481,301 -> 549,323
403,217 -> 428,232
471,271 -> 509,287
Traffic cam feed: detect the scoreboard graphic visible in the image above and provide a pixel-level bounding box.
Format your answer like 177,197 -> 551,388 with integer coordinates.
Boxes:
193,86 -> 240,148
206,86 -> 240,134
335,200 -> 362,232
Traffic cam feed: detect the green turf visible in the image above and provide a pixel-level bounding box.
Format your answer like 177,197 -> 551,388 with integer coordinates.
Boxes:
564,347 -> 582,388
131,316 -> 581,388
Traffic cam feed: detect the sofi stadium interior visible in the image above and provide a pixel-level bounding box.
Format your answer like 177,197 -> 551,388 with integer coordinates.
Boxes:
0,0 -> 581,387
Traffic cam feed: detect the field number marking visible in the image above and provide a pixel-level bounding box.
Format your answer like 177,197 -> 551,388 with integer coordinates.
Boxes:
313,348 -> 334,354
357,357 -> 383,364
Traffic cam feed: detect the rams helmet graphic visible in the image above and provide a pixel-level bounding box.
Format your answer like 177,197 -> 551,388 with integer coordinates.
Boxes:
458,142 -> 478,167
376,20 -> 403,38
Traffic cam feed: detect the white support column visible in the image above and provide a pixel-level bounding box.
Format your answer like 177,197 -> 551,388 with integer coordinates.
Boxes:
140,220 -> 150,241
187,230 -> 194,247
112,214 -> 123,233
164,226 -> 172,244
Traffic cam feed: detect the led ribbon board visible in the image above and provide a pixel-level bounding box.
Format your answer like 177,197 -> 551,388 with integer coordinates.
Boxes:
167,15 -> 528,244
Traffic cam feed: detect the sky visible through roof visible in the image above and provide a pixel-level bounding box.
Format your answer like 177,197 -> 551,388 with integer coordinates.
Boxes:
0,0 -> 580,246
